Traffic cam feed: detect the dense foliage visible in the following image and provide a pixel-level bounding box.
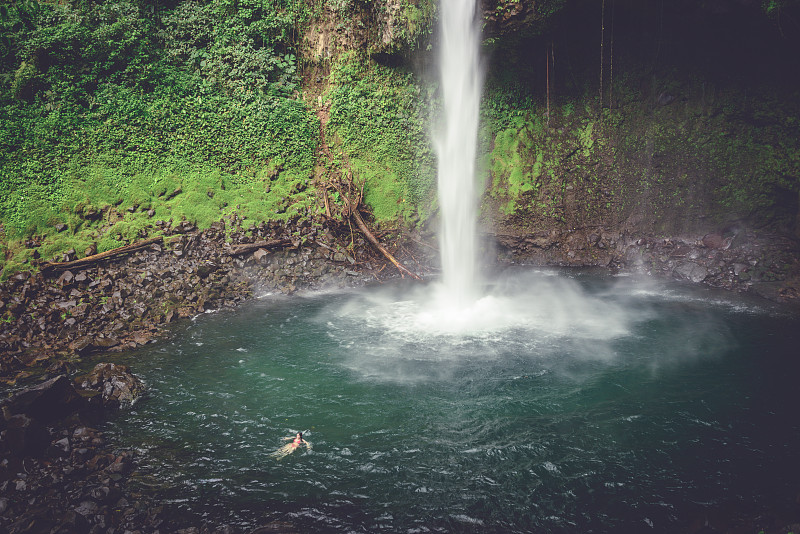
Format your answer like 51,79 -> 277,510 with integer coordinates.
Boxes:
1,0 -> 798,278
482,74 -> 800,237
326,52 -> 436,224
0,0 -> 319,275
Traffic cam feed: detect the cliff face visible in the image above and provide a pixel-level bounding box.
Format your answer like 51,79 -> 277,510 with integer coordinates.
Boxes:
300,0 -> 568,63
303,0 -> 800,244
301,0 -> 436,63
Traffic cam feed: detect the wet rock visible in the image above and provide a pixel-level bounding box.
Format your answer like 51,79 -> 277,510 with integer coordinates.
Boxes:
197,261 -> 219,278
75,363 -> 145,409
86,453 -> 114,472
57,270 -> 75,287
1,375 -> 88,423
72,447 -> 93,462
107,453 -> 133,474
69,336 -> 94,354
73,426 -> 101,443
131,331 -> 152,345
673,262 -> 709,283
74,499 -> 99,516
90,484 -> 121,503
59,510 -> 92,532
69,334 -> 120,355
3,414 -> 51,456
50,436 -> 71,457
702,233 -> 727,249
253,248 -> 269,264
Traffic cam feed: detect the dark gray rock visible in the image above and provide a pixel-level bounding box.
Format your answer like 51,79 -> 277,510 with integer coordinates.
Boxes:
76,363 -> 145,409
74,499 -> 99,516
57,270 -> 75,287
3,414 -> 51,456
0,375 -> 87,423
253,248 -> 269,264
673,262 -> 709,283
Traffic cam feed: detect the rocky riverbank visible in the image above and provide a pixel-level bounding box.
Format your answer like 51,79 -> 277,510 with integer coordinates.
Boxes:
494,225 -> 800,305
0,214 -> 433,385
3,215 -> 799,384
0,364 -> 151,534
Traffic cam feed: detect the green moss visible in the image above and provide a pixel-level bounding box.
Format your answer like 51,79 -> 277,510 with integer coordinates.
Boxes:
580,122 -> 595,157
326,52 -> 435,226
349,160 -> 407,222
489,120 -> 547,215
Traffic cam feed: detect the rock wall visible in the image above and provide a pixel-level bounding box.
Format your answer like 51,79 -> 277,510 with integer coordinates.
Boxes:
490,226 -> 800,303
300,0 -> 566,66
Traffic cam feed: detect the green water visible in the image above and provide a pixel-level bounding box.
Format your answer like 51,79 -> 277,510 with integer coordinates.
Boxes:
105,269 -> 800,532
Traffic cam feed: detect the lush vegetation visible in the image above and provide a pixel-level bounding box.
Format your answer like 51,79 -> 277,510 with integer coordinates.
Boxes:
1,0 -> 798,278
325,51 -> 436,224
0,0 -> 320,276
481,73 -> 800,235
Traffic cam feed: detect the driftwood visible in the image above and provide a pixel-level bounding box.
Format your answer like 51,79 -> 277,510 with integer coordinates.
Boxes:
350,208 -> 421,281
334,180 -> 421,281
227,238 -> 293,256
41,236 -> 163,272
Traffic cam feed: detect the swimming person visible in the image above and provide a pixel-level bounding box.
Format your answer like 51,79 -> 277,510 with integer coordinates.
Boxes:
270,432 -> 311,460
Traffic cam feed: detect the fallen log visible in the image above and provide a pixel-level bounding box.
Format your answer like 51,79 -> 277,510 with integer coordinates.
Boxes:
350,209 -> 421,281
41,236 -> 163,272
333,179 -> 420,281
227,238 -> 293,256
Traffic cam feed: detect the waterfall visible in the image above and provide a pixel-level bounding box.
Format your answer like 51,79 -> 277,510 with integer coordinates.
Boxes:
436,0 -> 483,307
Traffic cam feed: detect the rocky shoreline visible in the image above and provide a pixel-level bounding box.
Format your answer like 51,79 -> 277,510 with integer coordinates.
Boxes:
495,225 -> 800,305
1,217 -> 799,534
0,214 -> 433,385
0,365 -> 151,534
2,217 -> 798,385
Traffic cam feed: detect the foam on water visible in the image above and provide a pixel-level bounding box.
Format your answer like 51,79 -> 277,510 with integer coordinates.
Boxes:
340,275 -> 634,340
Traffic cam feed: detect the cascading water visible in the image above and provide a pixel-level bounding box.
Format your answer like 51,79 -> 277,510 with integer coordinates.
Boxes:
435,0 -> 483,307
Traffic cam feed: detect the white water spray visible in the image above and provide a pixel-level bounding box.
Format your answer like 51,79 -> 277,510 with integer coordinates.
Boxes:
332,0 -> 641,343
435,0 -> 483,307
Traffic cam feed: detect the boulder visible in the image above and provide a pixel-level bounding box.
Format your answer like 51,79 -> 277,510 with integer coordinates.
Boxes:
0,375 -> 88,423
2,413 -> 51,456
253,248 -> 269,264
75,363 -> 145,409
69,334 -> 120,355
56,270 -> 74,287
702,233 -> 728,249
673,262 -> 709,283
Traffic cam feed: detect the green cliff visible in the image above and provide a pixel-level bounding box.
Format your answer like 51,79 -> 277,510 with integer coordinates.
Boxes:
1,0 -> 798,278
